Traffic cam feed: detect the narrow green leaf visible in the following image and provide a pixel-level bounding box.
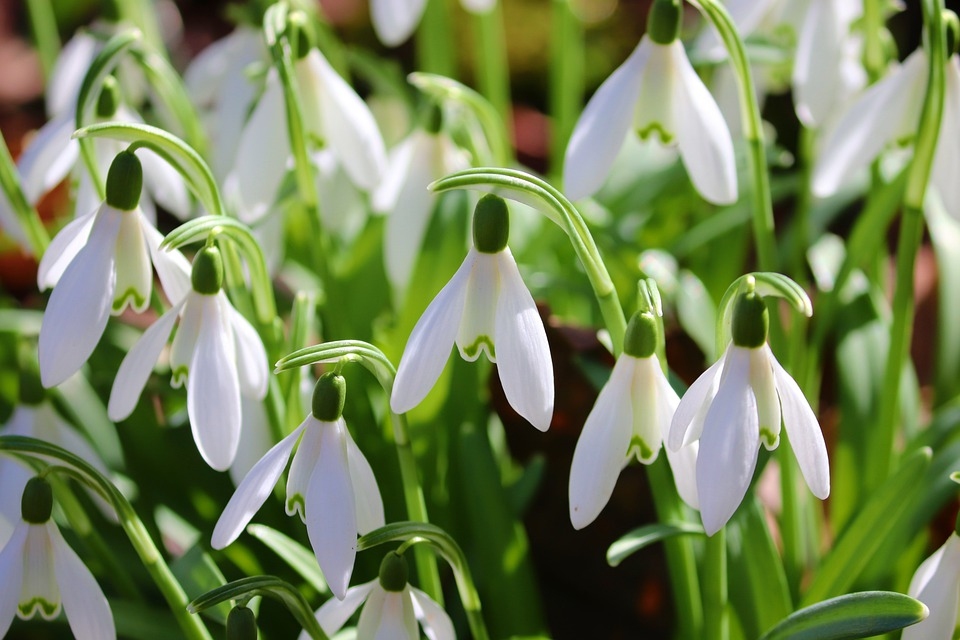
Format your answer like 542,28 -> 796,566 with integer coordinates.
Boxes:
927,195 -> 960,404
607,522 -> 704,567
275,340 -> 397,395
171,545 -> 230,625
759,591 -> 927,640
246,524 -> 328,594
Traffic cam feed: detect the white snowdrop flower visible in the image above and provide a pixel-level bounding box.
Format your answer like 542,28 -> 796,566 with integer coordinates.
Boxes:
391,194 -> 554,431
569,311 -> 698,530
668,289 -> 829,535
0,477 -> 115,640
903,526 -> 960,640
303,551 -> 454,640
371,0 -> 496,47
212,373 -> 384,600
564,0 -> 737,205
107,245 -> 267,472
37,151 -> 192,388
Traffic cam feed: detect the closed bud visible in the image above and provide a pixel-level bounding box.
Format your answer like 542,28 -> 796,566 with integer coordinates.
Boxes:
473,194 -> 509,254
105,150 -> 143,211
191,246 -> 225,295
378,552 -> 408,592
312,372 -> 346,422
647,0 -> 682,45
96,76 -> 121,119
731,291 -> 768,349
21,476 -> 53,524
226,605 -> 257,640
623,311 -> 659,358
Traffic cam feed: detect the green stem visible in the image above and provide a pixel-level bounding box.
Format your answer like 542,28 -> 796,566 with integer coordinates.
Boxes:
417,0 -> 457,77
778,437 -> 805,599
704,527 -> 729,640
0,132 -> 50,257
0,436 -> 213,640
548,0 -> 583,183
868,0 -> 946,489
26,0 -> 60,80
473,4 -> 511,139
861,0 -> 889,83
696,0 -> 777,273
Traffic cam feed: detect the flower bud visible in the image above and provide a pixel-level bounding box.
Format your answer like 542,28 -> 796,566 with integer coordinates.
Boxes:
226,605 -> 257,640
647,0 -> 682,45
21,476 -> 53,524
731,291 -> 768,349
378,552 -> 408,592
421,102 -> 443,134
191,246 -> 225,295
312,372 -> 346,422
105,150 -> 143,211
96,76 -> 121,119
623,311 -> 659,359
473,194 -> 509,254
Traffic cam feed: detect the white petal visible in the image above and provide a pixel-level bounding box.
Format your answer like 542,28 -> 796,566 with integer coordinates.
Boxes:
22,523 -> 60,619
344,428 -> 385,535
0,524 -> 27,637
107,300 -> 184,421
631,356 -> 665,462
391,253 -> 473,414
301,50 -> 387,190
460,0 -> 495,13
356,587 -> 386,637
931,56 -> 960,221
910,537 -> 949,599
671,42 -> 738,205
112,210 -> 153,313
312,580 -> 376,637
306,418 -> 357,600
494,248 -> 554,431
563,39 -> 649,201
211,422 -> 304,549
410,587 -> 455,640
771,353 -> 830,499
668,352 -> 725,450
697,347 -> 760,535
634,42 -> 678,143
170,294 -> 202,386
656,371 -> 699,509
17,113 -> 79,204
358,589 -> 417,639
228,304 -> 268,399
0,456 -> 30,536
39,206 -> 120,388
371,0 -> 427,46
188,295 -> 241,471
140,148 -> 192,220
456,252 -> 499,362
50,523 -> 115,640
36,208 -> 97,290
793,0 -> 844,128
568,355 -> 635,529
46,32 -> 100,117
140,213 -> 192,304
903,535 -> 960,640
813,50 -> 927,197
230,396 -> 273,486
750,345 -> 781,450
286,416 -> 322,521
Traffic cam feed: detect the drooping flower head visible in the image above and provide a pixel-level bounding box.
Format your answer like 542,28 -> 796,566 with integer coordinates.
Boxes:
370,0 -> 497,47
212,372 -> 384,600
569,310 -> 698,530
38,150 -> 192,388
903,513 -> 960,640
391,194 -> 554,431
668,286 -> 830,535
107,244 -> 268,471
0,476 -> 115,639
564,0 -> 737,205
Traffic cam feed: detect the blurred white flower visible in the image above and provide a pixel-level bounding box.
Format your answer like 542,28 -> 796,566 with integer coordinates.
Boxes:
904,531 -> 960,640
371,0 -> 496,47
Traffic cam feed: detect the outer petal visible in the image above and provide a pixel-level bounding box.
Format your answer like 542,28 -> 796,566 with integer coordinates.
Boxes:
303,50 -> 387,190
371,0 -> 427,46
931,56 -> 960,221
631,356 -> 666,462
310,580 -> 376,638
653,362 -> 699,509
903,535 -> 960,640
140,148 -> 192,220
671,41 -> 738,205
230,396 -> 273,486
46,32 -> 99,117
750,345 -> 781,450
357,589 -> 418,639
344,428 -> 385,535
563,39 -> 649,201
568,355 -> 635,529
50,523 -> 115,640
21,524 -> 59,619
170,294 -> 202,387
39,206 -> 120,388
697,347 -> 760,535
668,352 -> 725,450
457,252 -> 499,362
0,524 -> 27,637
306,418 -> 357,600
793,0 -> 844,127
391,253 -> 473,414
228,303 -> 269,399
211,422 -> 305,549
140,213 -> 192,304
17,113 -> 79,204
107,299 -> 184,421
410,587 -> 456,640
188,295 -> 241,471
36,208 -> 97,290
112,209 -> 153,313
494,248 -> 554,431
771,353 -> 830,499
286,416 -> 322,520
813,50 -> 927,197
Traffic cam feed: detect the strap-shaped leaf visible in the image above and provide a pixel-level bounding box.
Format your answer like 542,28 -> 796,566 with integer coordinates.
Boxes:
246,524 -> 328,594
607,522 -> 704,567
759,591 -> 928,640
275,340 -> 397,394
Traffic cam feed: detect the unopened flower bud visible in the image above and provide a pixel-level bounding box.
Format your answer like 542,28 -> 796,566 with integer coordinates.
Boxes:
312,372 -> 346,422
378,552 -> 408,592
473,194 -> 509,254
731,291 -> 768,349
647,0 -> 682,45
623,311 -> 659,359
96,76 -> 121,119
226,605 -> 257,640
105,150 -> 143,211
191,246 -> 225,295
21,476 -> 53,524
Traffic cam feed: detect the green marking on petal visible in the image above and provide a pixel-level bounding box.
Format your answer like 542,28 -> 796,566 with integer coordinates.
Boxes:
629,436 -> 655,463
20,596 -> 60,619
461,335 -> 495,360
760,428 -> 780,450
112,288 -> 147,313
286,494 -> 306,520
638,123 -> 674,145
171,366 -> 189,388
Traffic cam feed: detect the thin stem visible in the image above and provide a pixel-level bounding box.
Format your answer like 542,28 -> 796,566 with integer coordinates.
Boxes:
473,4 -> 511,137
704,527 -> 729,640
548,0 -> 583,183
26,0 -> 60,80
696,0 -> 777,273
417,0 -> 457,78
861,0 -> 889,83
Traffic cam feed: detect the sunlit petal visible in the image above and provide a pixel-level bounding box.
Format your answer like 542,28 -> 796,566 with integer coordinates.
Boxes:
750,345 -> 781,450
286,416 -> 323,521
140,148 -> 193,220
112,210 -> 153,313
904,534 -> 960,640
22,524 -> 60,619
457,251 -> 499,362
17,113 -> 79,204
140,213 -> 192,304
50,523 -> 115,640
410,586 -> 456,640
0,524 -> 27,637
170,294 -> 202,387
668,351 -> 725,450
36,208 -> 97,290
344,428 -> 385,535
46,32 -> 99,117
228,303 -> 268,399
931,56 -> 960,221
311,580 -> 376,638
371,0 -> 427,46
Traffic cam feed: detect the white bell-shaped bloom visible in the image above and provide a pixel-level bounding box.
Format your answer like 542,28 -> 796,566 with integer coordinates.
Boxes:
371,0 -> 496,47
564,7 -> 737,205
107,246 -> 267,472
0,479 -> 115,639
903,532 -> 960,640
374,119 -> 471,297
569,342 -> 699,530
45,30 -> 101,119
391,196 -> 553,431
212,373 -> 384,600
37,152 -> 192,388
225,48 -> 386,224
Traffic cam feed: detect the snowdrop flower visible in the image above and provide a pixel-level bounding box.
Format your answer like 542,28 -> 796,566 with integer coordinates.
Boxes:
107,245 -> 267,472
391,194 -> 554,431
813,48 -> 960,217
564,0 -> 737,205
374,104 -> 471,297
305,551 -> 453,640
37,151 -> 192,388
371,0 -> 496,46
0,476 -> 115,639
212,372 -> 384,599
569,311 -> 698,530
903,522 -> 960,640
225,43 -> 386,224
668,288 -> 829,535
